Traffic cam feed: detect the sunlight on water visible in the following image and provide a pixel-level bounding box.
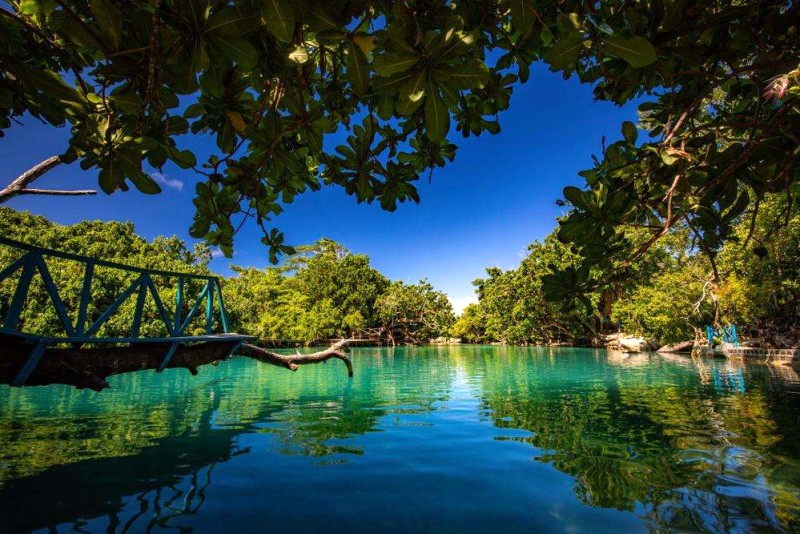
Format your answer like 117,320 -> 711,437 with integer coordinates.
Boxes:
1,346 -> 799,533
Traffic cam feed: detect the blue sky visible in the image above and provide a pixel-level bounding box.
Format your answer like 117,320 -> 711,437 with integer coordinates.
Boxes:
2,64 -> 638,313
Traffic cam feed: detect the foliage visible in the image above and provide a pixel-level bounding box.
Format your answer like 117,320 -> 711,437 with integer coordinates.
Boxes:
469,234 -> 596,345
375,280 -> 454,344
224,238 -> 389,342
0,0 -> 523,259
544,1 -> 800,308
0,208 -> 449,344
448,303 -> 485,343
3,1 -> 800,305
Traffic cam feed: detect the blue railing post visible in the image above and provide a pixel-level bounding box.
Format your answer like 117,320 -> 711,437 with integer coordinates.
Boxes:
216,280 -> 230,333
131,273 -> 149,338
76,261 -> 94,336
3,252 -> 37,331
206,280 -> 214,335
175,276 -> 184,334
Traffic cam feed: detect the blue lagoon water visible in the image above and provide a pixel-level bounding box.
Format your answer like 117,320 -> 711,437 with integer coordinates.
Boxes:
1,346 -> 799,532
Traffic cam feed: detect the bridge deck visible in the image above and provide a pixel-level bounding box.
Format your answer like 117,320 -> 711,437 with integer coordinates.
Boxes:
2,329 -> 253,345
0,236 -> 256,387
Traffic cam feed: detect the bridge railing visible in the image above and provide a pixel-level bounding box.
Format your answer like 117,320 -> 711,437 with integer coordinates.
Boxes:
0,236 -> 231,342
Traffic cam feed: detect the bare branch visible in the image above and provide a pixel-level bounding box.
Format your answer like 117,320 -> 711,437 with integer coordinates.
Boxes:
238,338 -> 356,377
19,189 -> 97,197
1,155 -> 65,203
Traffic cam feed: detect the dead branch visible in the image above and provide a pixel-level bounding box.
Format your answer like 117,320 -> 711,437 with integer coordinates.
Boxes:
0,155 -> 97,203
238,339 -> 355,377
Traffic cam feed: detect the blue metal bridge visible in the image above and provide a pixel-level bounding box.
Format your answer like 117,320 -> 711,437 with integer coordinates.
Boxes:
0,236 -> 251,386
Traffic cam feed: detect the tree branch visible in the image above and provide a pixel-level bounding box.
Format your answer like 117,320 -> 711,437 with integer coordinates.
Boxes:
238,339 -> 356,377
19,189 -> 97,197
0,155 -> 97,203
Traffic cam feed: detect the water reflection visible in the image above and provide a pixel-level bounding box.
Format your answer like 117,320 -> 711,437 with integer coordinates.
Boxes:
0,347 -> 798,532
473,350 -> 800,531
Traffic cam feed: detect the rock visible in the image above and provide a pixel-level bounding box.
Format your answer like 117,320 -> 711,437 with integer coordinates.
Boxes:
657,340 -> 695,354
605,333 -> 659,353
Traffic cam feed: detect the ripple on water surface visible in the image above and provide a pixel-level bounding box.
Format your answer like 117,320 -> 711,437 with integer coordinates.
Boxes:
1,346 -> 799,533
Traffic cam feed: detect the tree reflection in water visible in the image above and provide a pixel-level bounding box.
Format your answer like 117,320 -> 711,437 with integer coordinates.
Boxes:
0,348 -> 798,532
471,349 -> 800,531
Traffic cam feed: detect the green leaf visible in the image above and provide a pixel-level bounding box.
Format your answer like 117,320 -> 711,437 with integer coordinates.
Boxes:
622,121 -> 638,144
307,3 -> 338,31
262,0 -> 295,43
346,40 -> 370,97
424,83 -> 450,142
288,45 -> 309,64
373,70 -> 417,96
601,36 -> 657,68
510,0 -> 536,35
443,60 -> 490,90
207,35 -> 258,68
90,0 -> 122,49
374,51 -> 419,77
129,172 -> 162,194
206,8 -> 261,36
396,70 -> 426,116
544,34 -> 588,70
563,186 -> 587,208
98,157 -> 122,194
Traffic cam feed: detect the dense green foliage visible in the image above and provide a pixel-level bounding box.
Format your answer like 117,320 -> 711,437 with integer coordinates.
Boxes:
544,2 -> 800,308
460,193 -> 800,346
5,0 -> 797,279
374,280 -> 454,345
224,238 -> 391,341
0,208 -> 452,343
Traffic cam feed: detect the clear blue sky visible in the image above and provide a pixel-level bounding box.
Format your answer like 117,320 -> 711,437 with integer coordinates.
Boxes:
2,64 -> 637,313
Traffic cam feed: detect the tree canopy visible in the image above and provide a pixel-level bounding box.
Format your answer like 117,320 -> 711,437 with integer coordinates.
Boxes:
461,192 -> 800,346
2,0 -> 799,302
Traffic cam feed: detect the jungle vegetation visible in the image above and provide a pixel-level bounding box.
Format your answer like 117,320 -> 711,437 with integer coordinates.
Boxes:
453,192 -> 800,347
1,0 -> 799,315
0,208 -> 454,344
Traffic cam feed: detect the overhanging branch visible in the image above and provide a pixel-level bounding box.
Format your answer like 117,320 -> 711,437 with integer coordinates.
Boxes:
0,155 -> 97,203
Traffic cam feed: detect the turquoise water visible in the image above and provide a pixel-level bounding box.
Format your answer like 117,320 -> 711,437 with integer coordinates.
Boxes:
1,346 -> 799,533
